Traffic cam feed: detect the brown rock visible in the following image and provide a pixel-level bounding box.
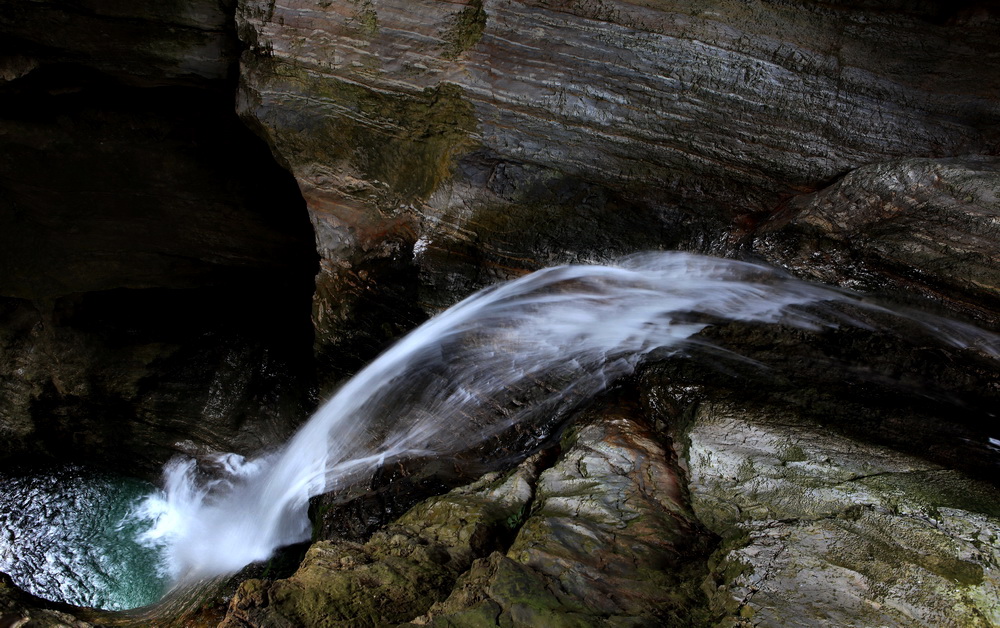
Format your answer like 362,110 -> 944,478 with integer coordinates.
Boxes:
234,0 -> 1000,364
413,400 -> 713,626
754,156 -> 1000,321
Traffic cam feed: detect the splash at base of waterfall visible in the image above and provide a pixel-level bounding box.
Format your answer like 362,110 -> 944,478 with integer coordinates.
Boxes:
0,465 -> 168,610
132,252 -> 999,586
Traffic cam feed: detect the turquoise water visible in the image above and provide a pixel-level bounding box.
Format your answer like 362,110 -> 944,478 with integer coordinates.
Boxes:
0,465 -> 167,610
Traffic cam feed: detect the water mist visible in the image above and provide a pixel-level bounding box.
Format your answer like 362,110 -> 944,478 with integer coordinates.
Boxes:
131,252 -> 999,585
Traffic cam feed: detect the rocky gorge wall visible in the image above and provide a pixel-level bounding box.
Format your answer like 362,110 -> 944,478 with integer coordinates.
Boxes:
234,0 -> 1000,381
3,0 -> 998,470
2,0 -> 1000,626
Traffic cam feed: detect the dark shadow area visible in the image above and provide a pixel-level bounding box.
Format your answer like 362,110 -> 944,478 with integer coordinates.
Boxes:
641,307 -> 1000,484
0,61 -> 319,475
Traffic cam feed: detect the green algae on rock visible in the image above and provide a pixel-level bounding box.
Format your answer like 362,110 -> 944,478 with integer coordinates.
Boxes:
219,453 -> 547,627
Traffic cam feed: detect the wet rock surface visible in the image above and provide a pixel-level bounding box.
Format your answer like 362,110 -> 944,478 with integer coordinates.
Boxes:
686,402 -> 1000,627
217,399 -> 712,627
219,451 -> 547,627
234,0 -> 1000,365
754,156 -> 1000,322
409,402 -> 713,627
0,572 -> 95,628
0,291 -> 315,475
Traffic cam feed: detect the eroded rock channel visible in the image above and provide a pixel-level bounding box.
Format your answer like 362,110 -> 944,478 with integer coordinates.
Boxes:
2,1 -> 1000,626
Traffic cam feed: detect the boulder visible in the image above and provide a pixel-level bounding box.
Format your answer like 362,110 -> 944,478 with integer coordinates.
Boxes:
754,156 -> 1000,322
686,402 -> 1000,627
220,451 -> 546,627
218,398 -> 712,627
408,401 -> 713,627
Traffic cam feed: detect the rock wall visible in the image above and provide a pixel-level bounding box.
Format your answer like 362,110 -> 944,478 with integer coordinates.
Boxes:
0,0 -> 237,86
753,156 -> 1000,322
5,1 -> 998,460
2,1 -> 1000,625
234,0 -> 1000,380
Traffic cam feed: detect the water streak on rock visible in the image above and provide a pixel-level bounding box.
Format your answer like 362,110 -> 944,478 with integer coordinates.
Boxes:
138,252 -> 999,582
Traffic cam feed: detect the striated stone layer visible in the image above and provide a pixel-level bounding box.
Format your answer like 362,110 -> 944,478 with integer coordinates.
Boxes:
753,156 -> 1000,321
233,0 -> 1000,374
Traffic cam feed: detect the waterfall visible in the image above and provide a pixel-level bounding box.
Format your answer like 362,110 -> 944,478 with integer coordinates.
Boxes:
135,252 -> 1000,583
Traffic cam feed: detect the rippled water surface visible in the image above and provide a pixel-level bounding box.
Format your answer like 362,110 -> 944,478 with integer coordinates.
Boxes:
0,465 -> 166,610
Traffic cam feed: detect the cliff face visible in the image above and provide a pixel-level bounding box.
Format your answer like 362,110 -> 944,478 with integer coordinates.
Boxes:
5,1 -> 996,462
234,0 -> 1000,377
2,1 -> 1000,625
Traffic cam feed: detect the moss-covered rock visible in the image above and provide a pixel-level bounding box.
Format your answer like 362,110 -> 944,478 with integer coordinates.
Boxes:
238,52 -> 480,384
412,401 -> 715,627
219,453 -> 546,627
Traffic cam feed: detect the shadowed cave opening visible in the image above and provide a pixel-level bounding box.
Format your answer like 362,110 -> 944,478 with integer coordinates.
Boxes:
0,61 -> 320,609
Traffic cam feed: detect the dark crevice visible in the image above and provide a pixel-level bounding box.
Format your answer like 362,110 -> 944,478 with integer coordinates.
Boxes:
0,44 -> 319,474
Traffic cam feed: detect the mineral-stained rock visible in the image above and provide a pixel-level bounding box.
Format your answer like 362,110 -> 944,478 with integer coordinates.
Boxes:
409,403 -> 713,627
234,0 -> 1000,357
754,156 -> 1000,321
686,402 -> 1000,627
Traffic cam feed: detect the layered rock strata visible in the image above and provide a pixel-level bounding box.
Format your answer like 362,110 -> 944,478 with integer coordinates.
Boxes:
234,0 -> 1000,375
754,156 -> 1000,322
1,1 -> 1000,625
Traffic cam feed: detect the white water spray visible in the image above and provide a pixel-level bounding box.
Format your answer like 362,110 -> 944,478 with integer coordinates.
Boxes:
137,252 -> 1000,582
